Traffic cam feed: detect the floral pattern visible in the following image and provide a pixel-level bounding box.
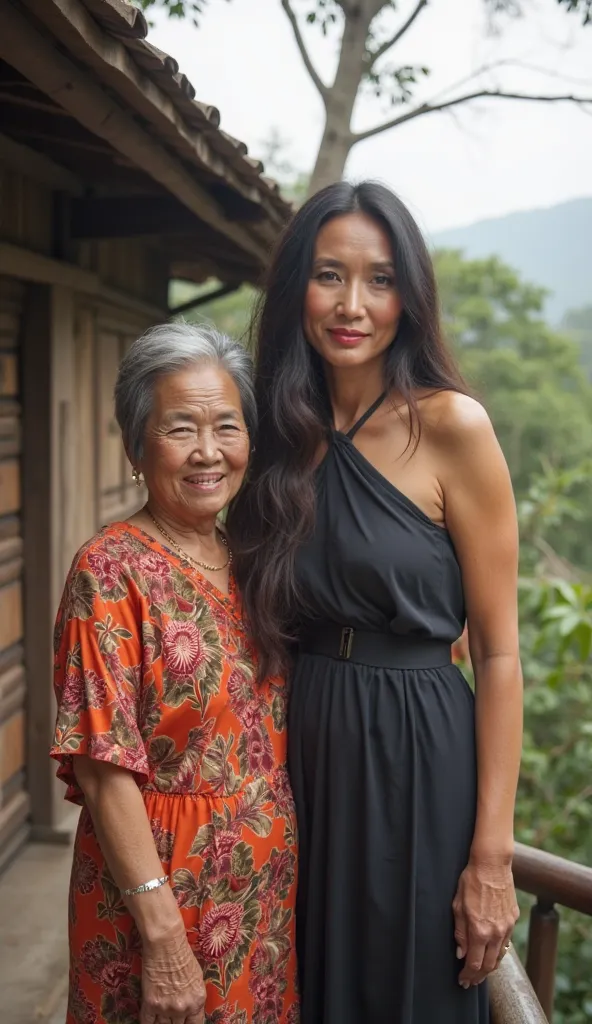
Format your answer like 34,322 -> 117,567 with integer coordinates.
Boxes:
52,522 -> 299,1024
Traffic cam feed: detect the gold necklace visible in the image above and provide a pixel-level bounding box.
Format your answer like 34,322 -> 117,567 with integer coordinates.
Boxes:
146,509 -> 232,573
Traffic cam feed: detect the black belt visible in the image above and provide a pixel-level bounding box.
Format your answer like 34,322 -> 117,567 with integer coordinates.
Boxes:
299,624 -> 452,669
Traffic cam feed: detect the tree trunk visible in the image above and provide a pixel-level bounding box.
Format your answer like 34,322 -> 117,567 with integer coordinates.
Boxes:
307,123 -> 354,196
306,2 -> 378,198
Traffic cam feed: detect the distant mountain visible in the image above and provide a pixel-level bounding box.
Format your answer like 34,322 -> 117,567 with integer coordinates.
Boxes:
431,197 -> 592,324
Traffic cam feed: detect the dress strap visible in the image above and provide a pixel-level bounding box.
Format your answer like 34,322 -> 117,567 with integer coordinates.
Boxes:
346,392 -> 387,439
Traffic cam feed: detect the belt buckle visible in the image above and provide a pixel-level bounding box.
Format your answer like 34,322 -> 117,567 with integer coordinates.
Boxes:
339,626 -> 354,659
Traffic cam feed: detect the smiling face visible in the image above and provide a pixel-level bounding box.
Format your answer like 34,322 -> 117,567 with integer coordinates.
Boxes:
137,362 -> 250,525
303,211 -> 403,375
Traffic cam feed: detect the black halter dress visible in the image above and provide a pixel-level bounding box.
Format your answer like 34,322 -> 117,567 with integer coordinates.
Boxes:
288,395 -> 488,1024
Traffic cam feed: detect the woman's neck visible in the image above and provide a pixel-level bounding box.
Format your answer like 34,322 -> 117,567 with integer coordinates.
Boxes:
325,360 -> 386,432
145,500 -> 218,547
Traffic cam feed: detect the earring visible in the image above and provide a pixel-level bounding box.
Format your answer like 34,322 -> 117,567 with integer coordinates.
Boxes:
132,468 -> 143,487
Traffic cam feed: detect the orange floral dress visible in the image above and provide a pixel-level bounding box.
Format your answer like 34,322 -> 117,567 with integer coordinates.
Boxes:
51,522 -> 299,1024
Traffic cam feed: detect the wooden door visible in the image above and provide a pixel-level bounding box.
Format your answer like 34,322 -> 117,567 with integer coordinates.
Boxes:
0,277 -> 28,870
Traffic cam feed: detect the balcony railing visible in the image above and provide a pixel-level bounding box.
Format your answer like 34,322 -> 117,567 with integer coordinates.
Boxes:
511,842 -> 592,1021
491,946 -> 548,1024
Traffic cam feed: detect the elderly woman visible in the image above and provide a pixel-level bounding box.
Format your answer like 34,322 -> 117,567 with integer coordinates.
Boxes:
50,323 -> 299,1024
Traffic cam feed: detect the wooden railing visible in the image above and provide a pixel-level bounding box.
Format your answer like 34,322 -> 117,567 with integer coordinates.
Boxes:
490,946 -> 548,1024
509,841 -> 592,1022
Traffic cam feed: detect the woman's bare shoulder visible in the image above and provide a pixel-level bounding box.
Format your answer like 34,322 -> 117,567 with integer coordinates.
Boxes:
420,391 -> 495,452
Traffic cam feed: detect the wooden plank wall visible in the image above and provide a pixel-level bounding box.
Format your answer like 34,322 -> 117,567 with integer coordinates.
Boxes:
0,276 -> 29,869
0,161 -> 52,255
0,158 -> 163,858
77,238 -> 169,310
0,152 -> 167,311
95,308 -> 147,526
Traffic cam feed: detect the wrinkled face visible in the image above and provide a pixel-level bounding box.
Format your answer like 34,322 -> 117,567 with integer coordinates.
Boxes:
137,363 -> 250,523
303,211 -> 403,373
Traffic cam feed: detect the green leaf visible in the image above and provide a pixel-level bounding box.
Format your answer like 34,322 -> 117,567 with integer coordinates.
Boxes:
573,623 -> 592,661
559,610 -> 584,637
554,580 -> 580,606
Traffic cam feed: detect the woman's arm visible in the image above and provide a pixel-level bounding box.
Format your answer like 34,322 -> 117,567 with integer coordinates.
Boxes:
74,757 -> 206,1024
437,393 -> 522,989
74,757 -> 181,939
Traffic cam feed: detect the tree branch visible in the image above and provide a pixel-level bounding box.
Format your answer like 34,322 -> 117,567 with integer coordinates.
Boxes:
280,0 -> 327,100
369,0 -> 429,68
354,88 -> 592,142
428,59 -> 592,107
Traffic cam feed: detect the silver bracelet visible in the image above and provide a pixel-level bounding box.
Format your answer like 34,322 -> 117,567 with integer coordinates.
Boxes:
120,874 -> 169,897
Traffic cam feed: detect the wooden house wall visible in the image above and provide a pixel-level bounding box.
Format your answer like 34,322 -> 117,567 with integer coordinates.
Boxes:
0,277 -> 28,871
78,240 -> 169,311
0,158 -> 163,865
0,161 -> 52,255
0,158 -> 170,307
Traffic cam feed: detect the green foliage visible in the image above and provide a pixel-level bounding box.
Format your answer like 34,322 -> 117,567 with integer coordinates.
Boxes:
564,305 -> 592,380
169,280 -> 257,343
439,250 -> 592,1014
508,476 -> 592,1022
454,467 -> 592,1018
191,285 -> 257,342
364,63 -> 431,106
435,249 -> 592,567
304,0 -> 341,36
518,461 -> 592,576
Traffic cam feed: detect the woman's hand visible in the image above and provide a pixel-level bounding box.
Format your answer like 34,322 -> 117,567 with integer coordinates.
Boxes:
452,857 -> 519,989
140,926 -> 206,1024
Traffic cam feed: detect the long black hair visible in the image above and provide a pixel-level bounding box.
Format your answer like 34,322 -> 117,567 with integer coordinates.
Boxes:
227,180 -> 465,677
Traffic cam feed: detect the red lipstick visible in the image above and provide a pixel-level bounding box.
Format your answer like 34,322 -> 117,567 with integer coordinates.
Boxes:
328,328 -> 368,347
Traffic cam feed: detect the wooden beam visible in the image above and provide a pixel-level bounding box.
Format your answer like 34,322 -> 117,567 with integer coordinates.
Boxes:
70,195 -> 204,239
0,241 -> 166,319
0,0 -> 269,266
0,241 -> 97,292
0,132 -> 83,193
98,285 -> 166,323
0,91 -> 73,117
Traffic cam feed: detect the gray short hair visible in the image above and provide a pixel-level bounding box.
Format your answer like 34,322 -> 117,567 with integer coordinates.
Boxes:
114,320 -> 256,464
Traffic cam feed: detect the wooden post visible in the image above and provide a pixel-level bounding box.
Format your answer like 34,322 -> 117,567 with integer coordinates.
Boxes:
22,283 -> 82,839
21,283 -> 55,836
525,900 -> 559,1022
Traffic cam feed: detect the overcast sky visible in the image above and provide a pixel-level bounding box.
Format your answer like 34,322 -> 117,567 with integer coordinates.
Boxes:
148,0 -> 592,237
